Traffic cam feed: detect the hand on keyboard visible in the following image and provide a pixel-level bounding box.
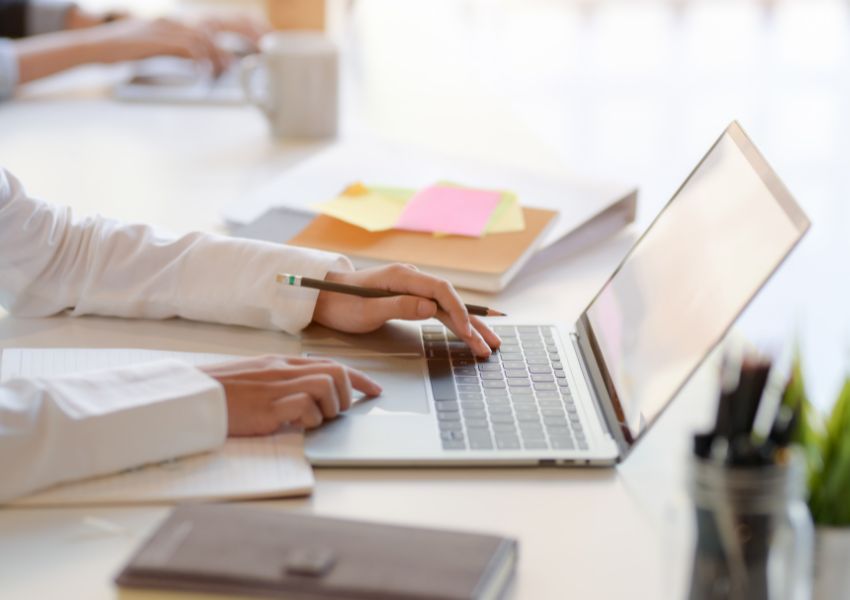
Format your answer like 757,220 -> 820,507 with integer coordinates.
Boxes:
312,264 -> 502,358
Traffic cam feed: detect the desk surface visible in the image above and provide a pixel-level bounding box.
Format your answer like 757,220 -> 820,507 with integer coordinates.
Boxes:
1,1 -> 847,598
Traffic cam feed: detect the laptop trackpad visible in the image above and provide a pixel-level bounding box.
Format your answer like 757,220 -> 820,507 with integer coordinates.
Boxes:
304,354 -> 430,416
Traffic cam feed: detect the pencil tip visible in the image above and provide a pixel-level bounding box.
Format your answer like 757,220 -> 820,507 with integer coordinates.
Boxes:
487,309 -> 507,317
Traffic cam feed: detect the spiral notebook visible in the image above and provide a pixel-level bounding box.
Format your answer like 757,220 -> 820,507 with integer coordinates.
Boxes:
0,348 -> 315,507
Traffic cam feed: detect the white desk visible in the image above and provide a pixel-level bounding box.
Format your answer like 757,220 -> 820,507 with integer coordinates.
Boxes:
1,0 -> 843,598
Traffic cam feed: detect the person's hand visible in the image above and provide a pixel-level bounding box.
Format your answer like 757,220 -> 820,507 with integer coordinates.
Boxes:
311,265 -> 502,358
199,14 -> 271,49
199,355 -> 381,436
84,18 -> 231,75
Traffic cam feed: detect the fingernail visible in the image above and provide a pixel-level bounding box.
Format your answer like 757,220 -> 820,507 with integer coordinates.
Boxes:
369,381 -> 383,395
417,299 -> 433,318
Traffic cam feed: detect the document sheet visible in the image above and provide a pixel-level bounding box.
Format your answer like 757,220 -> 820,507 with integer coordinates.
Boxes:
0,348 -> 314,506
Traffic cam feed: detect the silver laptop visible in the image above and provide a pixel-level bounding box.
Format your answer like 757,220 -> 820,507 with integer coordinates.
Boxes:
304,122 -> 810,466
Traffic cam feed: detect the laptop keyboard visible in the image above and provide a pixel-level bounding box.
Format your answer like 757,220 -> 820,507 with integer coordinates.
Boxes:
422,325 -> 588,452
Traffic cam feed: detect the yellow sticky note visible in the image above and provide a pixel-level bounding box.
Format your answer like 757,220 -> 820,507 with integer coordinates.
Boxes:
314,185 -> 415,232
485,191 -> 525,234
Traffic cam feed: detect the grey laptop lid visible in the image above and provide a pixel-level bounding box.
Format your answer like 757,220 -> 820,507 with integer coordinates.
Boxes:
574,122 -> 810,459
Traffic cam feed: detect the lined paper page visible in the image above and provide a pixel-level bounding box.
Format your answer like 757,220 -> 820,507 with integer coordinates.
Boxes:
1,348 -> 314,507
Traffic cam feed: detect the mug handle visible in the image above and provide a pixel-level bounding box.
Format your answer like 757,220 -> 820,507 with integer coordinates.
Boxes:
240,54 -> 272,116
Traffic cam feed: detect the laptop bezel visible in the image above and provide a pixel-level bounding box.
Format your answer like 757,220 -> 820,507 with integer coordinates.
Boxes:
572,121 -> 811,460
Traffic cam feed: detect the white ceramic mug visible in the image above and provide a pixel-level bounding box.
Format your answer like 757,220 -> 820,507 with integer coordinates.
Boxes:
241,32 -> 338,139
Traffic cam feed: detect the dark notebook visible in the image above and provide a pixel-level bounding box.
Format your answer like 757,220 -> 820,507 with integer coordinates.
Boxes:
115,504 -> 518,600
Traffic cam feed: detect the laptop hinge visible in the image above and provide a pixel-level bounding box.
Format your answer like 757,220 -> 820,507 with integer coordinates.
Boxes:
570,330 -> 630,459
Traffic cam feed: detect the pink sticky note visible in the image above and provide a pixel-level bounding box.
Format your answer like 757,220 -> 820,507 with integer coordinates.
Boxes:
395,185 -> 502,237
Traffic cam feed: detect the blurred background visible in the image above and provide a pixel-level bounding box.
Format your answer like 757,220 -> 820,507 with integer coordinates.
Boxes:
16,0 -> 850,409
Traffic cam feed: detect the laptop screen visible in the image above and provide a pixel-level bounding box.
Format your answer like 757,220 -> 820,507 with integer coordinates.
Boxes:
579,123 -> 809,446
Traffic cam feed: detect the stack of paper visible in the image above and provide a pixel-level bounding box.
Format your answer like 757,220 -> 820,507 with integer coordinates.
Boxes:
314,182 -> 526,238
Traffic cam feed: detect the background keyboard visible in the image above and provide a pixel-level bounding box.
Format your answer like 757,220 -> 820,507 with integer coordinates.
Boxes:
422,325 -> 588,452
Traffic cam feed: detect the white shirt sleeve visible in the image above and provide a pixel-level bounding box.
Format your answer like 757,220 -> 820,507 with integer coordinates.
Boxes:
0,167 -> 353,332
0,359 -> 227,502
0,166 -> 353,501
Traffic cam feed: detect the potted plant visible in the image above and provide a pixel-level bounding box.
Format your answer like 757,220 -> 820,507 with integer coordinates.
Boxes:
784,359 -> 850,599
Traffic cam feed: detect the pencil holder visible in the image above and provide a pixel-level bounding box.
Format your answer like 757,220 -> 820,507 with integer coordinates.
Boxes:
686,454 -> 813,600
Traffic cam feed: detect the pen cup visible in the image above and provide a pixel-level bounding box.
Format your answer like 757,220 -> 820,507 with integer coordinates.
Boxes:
685,454 -> 813,600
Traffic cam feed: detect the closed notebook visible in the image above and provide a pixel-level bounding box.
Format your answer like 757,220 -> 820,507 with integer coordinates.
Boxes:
116,504 -> 518,600
287,207 -> 558,293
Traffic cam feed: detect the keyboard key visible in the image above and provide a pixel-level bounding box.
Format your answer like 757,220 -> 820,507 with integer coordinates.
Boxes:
526,357 -> 550,365
531,374 -> 554,383
510,387 -> 534,396
482,381 -> 506,389
493,325 -> 517,334
442,440 -> 467,450
521,430 -> 546,440
523,440 -> 550,450
502,361 -> 526,369
435,401 -> 459,412
551,438 -> 575,450
511,396 -> 536,405
478,362 -> 502,372
438,421 -> 463,431
454,367 -> 477,376
455,376 -> 479,385
490,414 -> 517,424
488,405 -> 513,414
551,361 -> 563,369
484,390 -> 509,399
462,409 -> 488,420
438,412 -> 461,421
427,360 -> 456,401
492,422 -> 517,432
554,369 -> 566,378
496,438 -> 522,449
541,408 -> 565,417
457,384 -> 481,393
470,440 -> 494,450
511,399 -> 536,408
529,365 -> 552,374
517,413 -> 541,423
504,369 -> 528,378
453,359 -> 475,367
507,379 -> 531,387
480,371 -> 506,380
426,346 -> 449,359
460,401 -> 485,410
440,430 -> 464,441
557,379 -> 570,388
465,419 -> 490,429
534,383 -> 557,391
459,392 -> 483,401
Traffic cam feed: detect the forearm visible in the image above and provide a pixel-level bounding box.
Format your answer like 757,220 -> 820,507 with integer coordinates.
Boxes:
0,168 -> 353,334
13,29 -> 101,83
